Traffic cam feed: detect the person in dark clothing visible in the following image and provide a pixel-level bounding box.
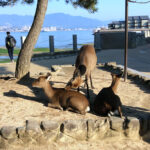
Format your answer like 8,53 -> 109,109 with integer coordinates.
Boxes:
5,31 -> 16,62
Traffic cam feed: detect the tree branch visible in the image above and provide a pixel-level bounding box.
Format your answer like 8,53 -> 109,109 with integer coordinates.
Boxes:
129,0 -> 150,4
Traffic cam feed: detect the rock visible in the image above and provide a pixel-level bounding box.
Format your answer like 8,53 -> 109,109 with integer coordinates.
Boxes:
41,120 -> 60,132
26,120 -> 42,133
1,126 -> 17,140
124,117 -> 140,139
110,116 -> 125,132
41,120 -> 60,142
60,119 -> 87,141
17,126 -> 35,144
25,120 -> 44,144
17,127 -> 26,139
87,118 -> 109,140
138,114 -> 150,136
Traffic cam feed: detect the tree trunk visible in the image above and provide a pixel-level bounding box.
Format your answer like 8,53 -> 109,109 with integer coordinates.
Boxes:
15,0 -> 48,79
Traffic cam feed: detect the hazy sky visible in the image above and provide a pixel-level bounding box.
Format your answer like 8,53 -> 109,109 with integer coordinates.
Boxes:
0,0 -> 150,21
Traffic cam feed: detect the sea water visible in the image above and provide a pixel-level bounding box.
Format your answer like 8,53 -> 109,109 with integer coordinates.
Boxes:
0,30 -> 94,49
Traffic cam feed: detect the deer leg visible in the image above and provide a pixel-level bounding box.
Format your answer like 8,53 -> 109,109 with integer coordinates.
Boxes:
90,73 -> 94,89
118,106 -> 123,118
67,107 -> 85,115
85,75 -> 90,99
48,103 -> 63,110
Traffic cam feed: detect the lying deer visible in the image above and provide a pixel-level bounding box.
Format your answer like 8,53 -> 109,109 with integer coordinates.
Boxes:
66,45 -> 97,98
93,73 -> 123,118
32,73 -> 90,115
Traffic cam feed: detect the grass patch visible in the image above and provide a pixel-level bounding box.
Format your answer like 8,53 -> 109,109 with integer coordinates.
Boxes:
0,48 -> 72,55
0,59 -> 13,63
0,48 -> 72,63
0,48 -> 20,55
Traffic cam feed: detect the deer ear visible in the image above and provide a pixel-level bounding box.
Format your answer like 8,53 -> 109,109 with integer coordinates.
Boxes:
46,72 -> 52,81
117,72 -> 123,78
46,75 -> 51,81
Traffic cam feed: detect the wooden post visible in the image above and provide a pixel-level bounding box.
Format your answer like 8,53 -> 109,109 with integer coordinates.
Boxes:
49,36 -> 54,54
20,36 -> 26,48
73,34 -> 77,51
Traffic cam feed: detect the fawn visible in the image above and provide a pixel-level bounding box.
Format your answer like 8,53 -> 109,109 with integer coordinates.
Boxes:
93,73 -> 123,118
32,73 -> 90,115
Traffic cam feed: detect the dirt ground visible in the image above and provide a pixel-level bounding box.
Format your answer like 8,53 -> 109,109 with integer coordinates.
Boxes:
0,44 -> 150,149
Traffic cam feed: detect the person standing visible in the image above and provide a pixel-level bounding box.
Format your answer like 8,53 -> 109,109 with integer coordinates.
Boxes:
5,31 -> 16,62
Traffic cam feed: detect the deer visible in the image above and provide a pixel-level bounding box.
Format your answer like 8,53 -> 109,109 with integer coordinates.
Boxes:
32,73 -> 90,115
93,73 -> 123,118
65,45 -> 97,98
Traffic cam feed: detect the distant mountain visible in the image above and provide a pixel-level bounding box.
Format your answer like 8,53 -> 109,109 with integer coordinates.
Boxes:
0,13 -> 110,29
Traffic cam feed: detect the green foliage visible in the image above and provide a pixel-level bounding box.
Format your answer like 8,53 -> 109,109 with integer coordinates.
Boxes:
0,0 -> 33,6
0,0 -> 98,12
65,0 -> 98,12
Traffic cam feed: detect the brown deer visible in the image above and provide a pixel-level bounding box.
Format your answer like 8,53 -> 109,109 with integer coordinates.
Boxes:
66,45 -> 97,98
93,73 -> 123,118
32,73 -> 90,115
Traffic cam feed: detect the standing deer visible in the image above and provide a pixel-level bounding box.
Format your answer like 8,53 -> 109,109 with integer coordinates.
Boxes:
66,45 -> 97,98
93,73 -> 123,118
32,73 -> 90,115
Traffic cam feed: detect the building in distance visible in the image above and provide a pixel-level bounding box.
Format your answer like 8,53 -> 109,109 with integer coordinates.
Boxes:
108,16 -> 150,29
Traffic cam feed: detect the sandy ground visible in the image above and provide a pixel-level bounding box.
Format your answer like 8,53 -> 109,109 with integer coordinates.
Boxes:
0,44 -> 150,149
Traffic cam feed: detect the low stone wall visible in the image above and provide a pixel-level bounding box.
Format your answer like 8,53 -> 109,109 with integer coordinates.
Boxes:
31,50 -> 79,61
1,62 -> 150,149
94,31 -> 148,50
0,116 -> 145,149
31,48 -> 101,62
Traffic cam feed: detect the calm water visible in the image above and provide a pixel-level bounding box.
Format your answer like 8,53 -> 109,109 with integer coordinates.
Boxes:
0,30 -> 94,49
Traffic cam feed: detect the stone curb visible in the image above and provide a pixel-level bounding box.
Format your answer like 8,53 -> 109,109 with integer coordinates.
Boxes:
100,62 -> 150,88
0,116 -> 147,148
31,49 -> 101,62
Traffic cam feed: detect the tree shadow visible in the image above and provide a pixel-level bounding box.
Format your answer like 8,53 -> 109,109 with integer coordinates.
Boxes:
4,77 -> 50,106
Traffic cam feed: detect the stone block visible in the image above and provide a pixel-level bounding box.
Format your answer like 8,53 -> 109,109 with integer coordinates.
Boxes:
17,126 -> 35,144
61,119 -> 87,140
41,120 -> 60,142
41,120 -> 60,132
124,117 -> 140,139
1,126 -> 17,140
110,116 -> 125,132
25,120 -> 44,144
139,114 -> 150,136
26,120 -> 42,133
87,118 -> 109,140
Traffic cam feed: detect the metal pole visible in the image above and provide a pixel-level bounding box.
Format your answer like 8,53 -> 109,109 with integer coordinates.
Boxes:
124,0 -> 128,81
